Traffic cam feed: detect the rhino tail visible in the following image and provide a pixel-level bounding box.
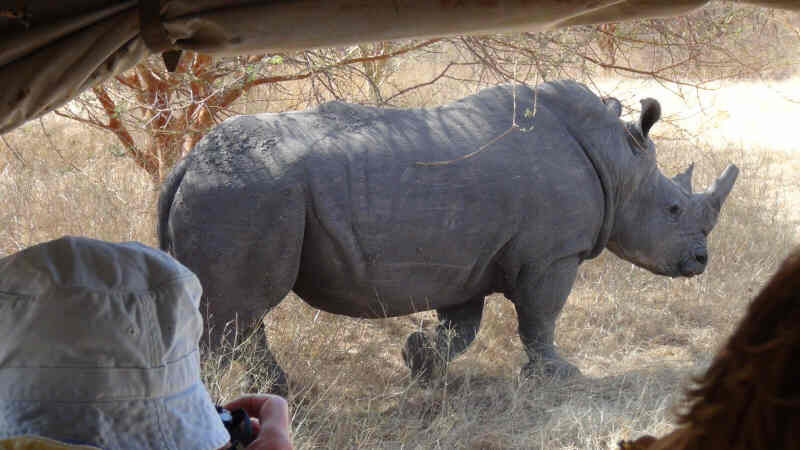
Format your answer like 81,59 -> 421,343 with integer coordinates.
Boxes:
157,156 -> 189,253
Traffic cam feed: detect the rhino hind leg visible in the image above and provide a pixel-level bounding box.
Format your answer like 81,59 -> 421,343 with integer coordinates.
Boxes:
402,297 -> 485,380
170,190 -> 307,396
189,247 -> 300,396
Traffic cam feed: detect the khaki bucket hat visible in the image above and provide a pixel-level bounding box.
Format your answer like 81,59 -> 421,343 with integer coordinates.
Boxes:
0,236 -> 229,450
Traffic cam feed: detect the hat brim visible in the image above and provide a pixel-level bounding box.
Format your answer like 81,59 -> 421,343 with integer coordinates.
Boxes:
0,381 -> 230,450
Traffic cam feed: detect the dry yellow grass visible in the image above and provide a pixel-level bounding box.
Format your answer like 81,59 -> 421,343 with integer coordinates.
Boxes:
1,75 -> 798,449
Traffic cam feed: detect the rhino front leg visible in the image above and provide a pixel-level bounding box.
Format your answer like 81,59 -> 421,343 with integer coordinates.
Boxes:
513,257 -> 581,378
402,296 -> 484,380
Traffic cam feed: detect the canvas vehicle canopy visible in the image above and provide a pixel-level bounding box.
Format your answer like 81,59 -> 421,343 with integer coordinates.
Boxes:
1,0 -> 797,134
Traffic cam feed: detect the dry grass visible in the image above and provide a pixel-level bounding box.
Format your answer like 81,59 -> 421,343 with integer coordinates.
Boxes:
0,116 -> 156,254
1,76 -> 798,449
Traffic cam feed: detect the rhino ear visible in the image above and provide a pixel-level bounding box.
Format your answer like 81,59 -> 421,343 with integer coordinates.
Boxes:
672,163 -> 694,192
603,97 -> 622,117
704,164 -> 739,211
639,98 -> 661,138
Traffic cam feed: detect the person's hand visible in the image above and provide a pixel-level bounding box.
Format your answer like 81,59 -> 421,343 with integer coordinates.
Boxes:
223,394 -> 293,450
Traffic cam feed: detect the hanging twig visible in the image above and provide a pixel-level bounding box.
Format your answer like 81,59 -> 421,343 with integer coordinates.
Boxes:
415,80 -> 539,167
38,118 -> 82,173
415,125 -> 519,167
1,134 -> 25,166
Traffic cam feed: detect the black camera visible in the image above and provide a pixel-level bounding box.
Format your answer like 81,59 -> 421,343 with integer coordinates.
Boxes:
217,406 -> 255,449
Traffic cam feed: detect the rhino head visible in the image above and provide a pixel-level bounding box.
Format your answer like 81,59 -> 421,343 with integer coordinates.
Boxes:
604,97 -> 739,278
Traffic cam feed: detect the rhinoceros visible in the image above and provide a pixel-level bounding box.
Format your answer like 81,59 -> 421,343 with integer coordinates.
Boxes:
158,80 -> 738,392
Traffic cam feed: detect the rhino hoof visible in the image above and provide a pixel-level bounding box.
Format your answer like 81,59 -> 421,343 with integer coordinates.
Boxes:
402,331 -> 442,381
521,359 -> 581,379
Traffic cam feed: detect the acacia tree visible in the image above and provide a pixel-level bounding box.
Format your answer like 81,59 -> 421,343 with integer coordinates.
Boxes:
56,40 -> 441,184
55,1 -> 796,184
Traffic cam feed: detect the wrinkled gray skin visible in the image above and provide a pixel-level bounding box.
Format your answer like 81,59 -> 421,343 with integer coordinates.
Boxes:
158,80 -> 738,394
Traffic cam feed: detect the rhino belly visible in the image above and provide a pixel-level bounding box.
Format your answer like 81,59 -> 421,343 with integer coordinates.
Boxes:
293,255 -> 492,318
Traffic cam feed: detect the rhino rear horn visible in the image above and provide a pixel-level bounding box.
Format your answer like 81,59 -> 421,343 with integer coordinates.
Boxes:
672,163 -> 695,192
705,164 -> 739,211
639,98 -> 661,137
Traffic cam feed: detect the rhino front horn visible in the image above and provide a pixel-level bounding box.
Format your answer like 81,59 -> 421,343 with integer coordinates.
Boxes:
705,164 -> 739,211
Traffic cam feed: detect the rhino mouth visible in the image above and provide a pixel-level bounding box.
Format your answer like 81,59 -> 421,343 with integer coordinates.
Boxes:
627,258 -> 681,278
656,263 -> 684,278
650,258 -> 706,278
638,257 -> 694,278
677,246 -> 708,278
607,242 -> 684,277
609,246 -> 704,278
679,260 -> 705,278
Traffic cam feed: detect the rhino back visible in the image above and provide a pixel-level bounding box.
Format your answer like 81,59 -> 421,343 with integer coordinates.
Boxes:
179,83 -> 607,316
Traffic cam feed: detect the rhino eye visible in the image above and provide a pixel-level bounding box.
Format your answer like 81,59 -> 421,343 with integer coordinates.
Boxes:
668,204 -> 681,216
